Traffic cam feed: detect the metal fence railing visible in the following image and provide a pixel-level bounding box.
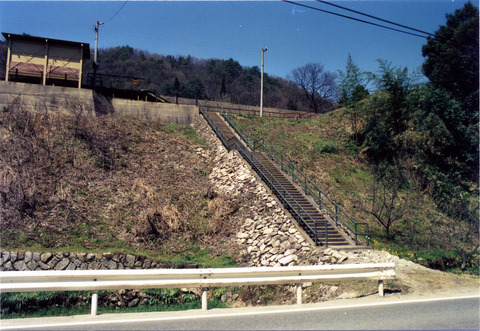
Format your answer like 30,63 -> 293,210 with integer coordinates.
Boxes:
202,104 -> 318,119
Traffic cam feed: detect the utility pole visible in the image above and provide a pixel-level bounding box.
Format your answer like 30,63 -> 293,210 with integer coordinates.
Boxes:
260,47 -> 268,117
92,20 -> 103,89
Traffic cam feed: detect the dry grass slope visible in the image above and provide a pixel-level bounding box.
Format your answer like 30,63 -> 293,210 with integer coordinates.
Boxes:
0,100 -> 238,264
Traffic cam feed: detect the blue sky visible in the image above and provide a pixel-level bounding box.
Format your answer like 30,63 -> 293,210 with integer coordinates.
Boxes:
0,0 -> 473,80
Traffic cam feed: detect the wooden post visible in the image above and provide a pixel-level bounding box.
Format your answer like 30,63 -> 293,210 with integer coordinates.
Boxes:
5,37 -> 12,82
78,44 -> 83,89
43,40 -> 49,86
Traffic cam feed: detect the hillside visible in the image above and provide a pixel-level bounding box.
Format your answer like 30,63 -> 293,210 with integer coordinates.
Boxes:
232,109 -> 479,273
0,97 -> 477,272
1,95 -> 476,272
0,101 -> 241,265
1,100 -> 478,319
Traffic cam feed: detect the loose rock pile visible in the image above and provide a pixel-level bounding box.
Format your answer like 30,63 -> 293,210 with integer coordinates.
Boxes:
298,247 -> 350,265
196,117 -> 318,267
236,215 -> 312,267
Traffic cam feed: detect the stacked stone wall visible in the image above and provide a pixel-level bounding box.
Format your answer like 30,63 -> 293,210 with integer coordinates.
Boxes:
0,251 -> 197,272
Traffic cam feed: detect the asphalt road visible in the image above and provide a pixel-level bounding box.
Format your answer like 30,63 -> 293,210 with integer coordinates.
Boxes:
2,295 -> 479,330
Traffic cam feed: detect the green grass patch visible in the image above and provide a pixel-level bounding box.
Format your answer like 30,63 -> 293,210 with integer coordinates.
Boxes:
314,140 -> 336,154
0,289 -> 228,319
162,246 -> 237,268
157,123 -> 206,146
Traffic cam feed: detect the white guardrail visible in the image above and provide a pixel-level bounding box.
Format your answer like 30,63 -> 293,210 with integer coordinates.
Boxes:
0,263 -> 395,315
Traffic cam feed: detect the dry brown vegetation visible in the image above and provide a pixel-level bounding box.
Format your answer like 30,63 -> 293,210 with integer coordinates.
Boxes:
0,100 -> 239,263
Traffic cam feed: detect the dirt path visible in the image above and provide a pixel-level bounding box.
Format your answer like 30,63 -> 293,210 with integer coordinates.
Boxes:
339,248 -> 479,297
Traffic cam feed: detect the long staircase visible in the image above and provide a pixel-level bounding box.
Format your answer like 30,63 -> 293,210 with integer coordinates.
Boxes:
250,152 -> 350,246
201,106 -> 366,247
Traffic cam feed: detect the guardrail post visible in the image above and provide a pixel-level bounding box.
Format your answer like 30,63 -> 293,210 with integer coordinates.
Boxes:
314,222 -> 318,246
91,290 -> 98,316
304,174 -> 307,194
283,188 -> 286,209
296,283 -> 303,305
202,288 -> 208,311
378,280 -> 384,296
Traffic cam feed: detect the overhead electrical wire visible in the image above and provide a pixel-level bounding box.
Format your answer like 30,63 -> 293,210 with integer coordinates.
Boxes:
282,0 -> 431,39
316,0 -> 435,37
105,0 -> 128,23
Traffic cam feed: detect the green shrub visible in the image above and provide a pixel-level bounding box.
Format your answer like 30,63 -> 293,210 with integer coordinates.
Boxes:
314,140 -> 336,154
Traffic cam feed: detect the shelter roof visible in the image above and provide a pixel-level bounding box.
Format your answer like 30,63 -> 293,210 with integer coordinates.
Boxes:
2,32 -> 90,59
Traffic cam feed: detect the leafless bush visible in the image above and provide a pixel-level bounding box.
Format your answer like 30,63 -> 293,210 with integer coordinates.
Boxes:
357,162 -> 409,240
0,100 -> 44,228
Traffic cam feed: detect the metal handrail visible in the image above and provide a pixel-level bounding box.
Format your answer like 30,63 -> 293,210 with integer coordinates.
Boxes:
200,103 -> 328,246
199,104 -> 233,151
233,139 -> 328,246
223,112 -> 369,246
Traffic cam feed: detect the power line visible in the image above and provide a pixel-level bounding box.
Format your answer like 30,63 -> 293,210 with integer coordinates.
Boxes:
105,0 -> 128,23
282,0 -> 430,39
316,0 -> 434,37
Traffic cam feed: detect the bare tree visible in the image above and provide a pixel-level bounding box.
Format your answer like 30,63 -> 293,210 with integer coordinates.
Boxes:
359,163 -> 409,240
289,63 -> 338,113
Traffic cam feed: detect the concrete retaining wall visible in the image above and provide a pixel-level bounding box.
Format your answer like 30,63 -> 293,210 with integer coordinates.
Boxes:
0,81 -> 198,124
0,81 -> 96,116
112,99 -> 198,125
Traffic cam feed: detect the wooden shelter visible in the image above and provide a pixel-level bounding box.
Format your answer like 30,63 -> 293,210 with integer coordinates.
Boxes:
3,32 -> 90,88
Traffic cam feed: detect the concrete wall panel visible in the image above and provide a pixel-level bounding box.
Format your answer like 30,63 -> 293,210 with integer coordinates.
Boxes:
0,81 -> 95,115
0,81 -> 198,125
111,99 -> 198,125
